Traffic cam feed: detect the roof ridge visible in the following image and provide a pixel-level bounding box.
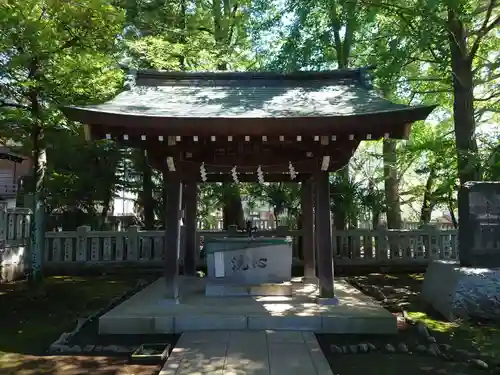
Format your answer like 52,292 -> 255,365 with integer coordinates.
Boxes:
132,66 -> 376,82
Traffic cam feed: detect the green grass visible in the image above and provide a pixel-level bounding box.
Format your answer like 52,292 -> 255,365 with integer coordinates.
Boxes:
0,274 -> 147,355
316,273 -> 500,375
351,273 -> 500,359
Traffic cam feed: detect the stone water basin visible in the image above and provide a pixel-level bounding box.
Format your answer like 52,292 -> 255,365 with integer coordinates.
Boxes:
204,237 -> 292,286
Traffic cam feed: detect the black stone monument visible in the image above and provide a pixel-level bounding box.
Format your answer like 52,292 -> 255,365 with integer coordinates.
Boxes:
458,182 -> 500,267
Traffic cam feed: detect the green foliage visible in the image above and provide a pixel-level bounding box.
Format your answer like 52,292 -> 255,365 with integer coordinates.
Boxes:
119,0 -> 260,71
0,0 -> 125,110
399,121 -> 459,215
252,183 -> 301,225
0,0 -> 497,229
0,0 -> 126,230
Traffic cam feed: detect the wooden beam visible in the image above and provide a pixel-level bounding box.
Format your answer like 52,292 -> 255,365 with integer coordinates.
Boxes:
79,108 -> 431,138
301,178 -> 315,280
183,182 -> 197,276
164,180 -> 182,301
90,124 -> 411,144
314,171 -> 334,298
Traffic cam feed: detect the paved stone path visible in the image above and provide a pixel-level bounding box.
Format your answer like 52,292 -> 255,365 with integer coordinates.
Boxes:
159,330 -> 333,375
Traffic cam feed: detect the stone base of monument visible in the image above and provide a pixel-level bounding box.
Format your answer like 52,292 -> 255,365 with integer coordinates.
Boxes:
99,276 -> 396,334
205,281 -> 293,297
421,260 -> 500,321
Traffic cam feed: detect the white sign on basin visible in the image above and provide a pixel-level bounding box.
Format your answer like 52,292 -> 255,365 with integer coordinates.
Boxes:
205,238 -> 292,285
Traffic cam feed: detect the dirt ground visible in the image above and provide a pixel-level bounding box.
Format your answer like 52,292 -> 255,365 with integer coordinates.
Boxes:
0,353 -> 160,375
0,274 -> 171,375
2,272 -> 499,374
317,273 -> 500,375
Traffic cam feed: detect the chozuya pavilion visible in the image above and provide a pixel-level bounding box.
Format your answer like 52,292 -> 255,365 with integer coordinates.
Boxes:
62,67 -> 435,334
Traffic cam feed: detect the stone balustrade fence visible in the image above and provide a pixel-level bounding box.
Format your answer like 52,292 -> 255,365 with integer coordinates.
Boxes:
1,206 -> 459,282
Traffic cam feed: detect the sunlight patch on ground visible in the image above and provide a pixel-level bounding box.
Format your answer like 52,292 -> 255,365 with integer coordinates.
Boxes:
49,275 -> 87,283
0,352 -> 23,370
383,274 -> 399,279
408,273 -> 425,281
407,311 -> 458,332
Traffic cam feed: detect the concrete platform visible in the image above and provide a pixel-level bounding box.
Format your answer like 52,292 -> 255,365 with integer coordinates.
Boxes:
159,330 -> 333,375
205,281 -> 293,297
99,277 -> 396,334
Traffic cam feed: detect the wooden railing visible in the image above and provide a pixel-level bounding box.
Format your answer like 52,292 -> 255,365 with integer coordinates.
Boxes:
199,218 -> 456,231
43,226 -> 300,266
331,227 -> 458,265
0,206 -> 31,245
41,225 -> 458,267
0,205 -> 460,282
0,183 -> 18,196
197,219 -> 284,230
0,206 -> 31,282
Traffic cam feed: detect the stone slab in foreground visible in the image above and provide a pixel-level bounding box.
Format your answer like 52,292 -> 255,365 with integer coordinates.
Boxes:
421,260 -> 500,320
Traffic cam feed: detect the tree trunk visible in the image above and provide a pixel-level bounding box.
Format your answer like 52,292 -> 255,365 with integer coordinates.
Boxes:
329,15 -> 354,231
368,180 -> 381,229
99,189 -> 113,230
372,211 -> 380,229
222,185 -> 245,229
334,168 -> 348,230
448,10 -> 481,184
161,170 -> 168,229
141,153 -> 155,229
98,149 -> 120,230
27,58 -> 45,282
30,120 -> 46,282
383,139 -> 402,229
419,167 -> 436,224
448,192 -> 458,229
210,2 -> 244,228
178,0 -> 186,70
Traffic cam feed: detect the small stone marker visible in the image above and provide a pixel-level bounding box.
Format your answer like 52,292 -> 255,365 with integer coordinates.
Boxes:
358,343 -> 369,353
367,342 -> 376,351
58,332 -> 70,344
385,344 -> 395,353
69,345 -> 82,353
470,358 -> 489,369
397,343 -> 408,353
330,345 -> 342,354
427,343 -> 440,356
458,182 -> 500,268
416,322 -> 431,340
416,344 -> 427,353
349,345 -> 358,354
439,343 -> 451,352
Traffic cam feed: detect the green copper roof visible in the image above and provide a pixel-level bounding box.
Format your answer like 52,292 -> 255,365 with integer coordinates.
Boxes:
65,68 -> 433,119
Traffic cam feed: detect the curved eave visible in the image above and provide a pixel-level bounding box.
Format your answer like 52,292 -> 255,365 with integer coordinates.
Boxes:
0,149 -> 25,163
62,104 -> 436,139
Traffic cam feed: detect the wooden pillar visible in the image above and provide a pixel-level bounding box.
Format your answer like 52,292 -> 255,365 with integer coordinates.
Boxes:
164,179 -> 183,301
314,171 -> 335,299
183,182 -> 197,276
301,178 -> 315,281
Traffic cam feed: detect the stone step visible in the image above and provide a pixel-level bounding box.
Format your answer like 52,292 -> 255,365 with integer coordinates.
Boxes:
205,282 -> 293,297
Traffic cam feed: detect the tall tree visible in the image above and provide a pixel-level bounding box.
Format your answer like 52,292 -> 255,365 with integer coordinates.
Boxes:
361,0 -> 499,185
0,0 -> 124,280
267,0 -> 382,229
